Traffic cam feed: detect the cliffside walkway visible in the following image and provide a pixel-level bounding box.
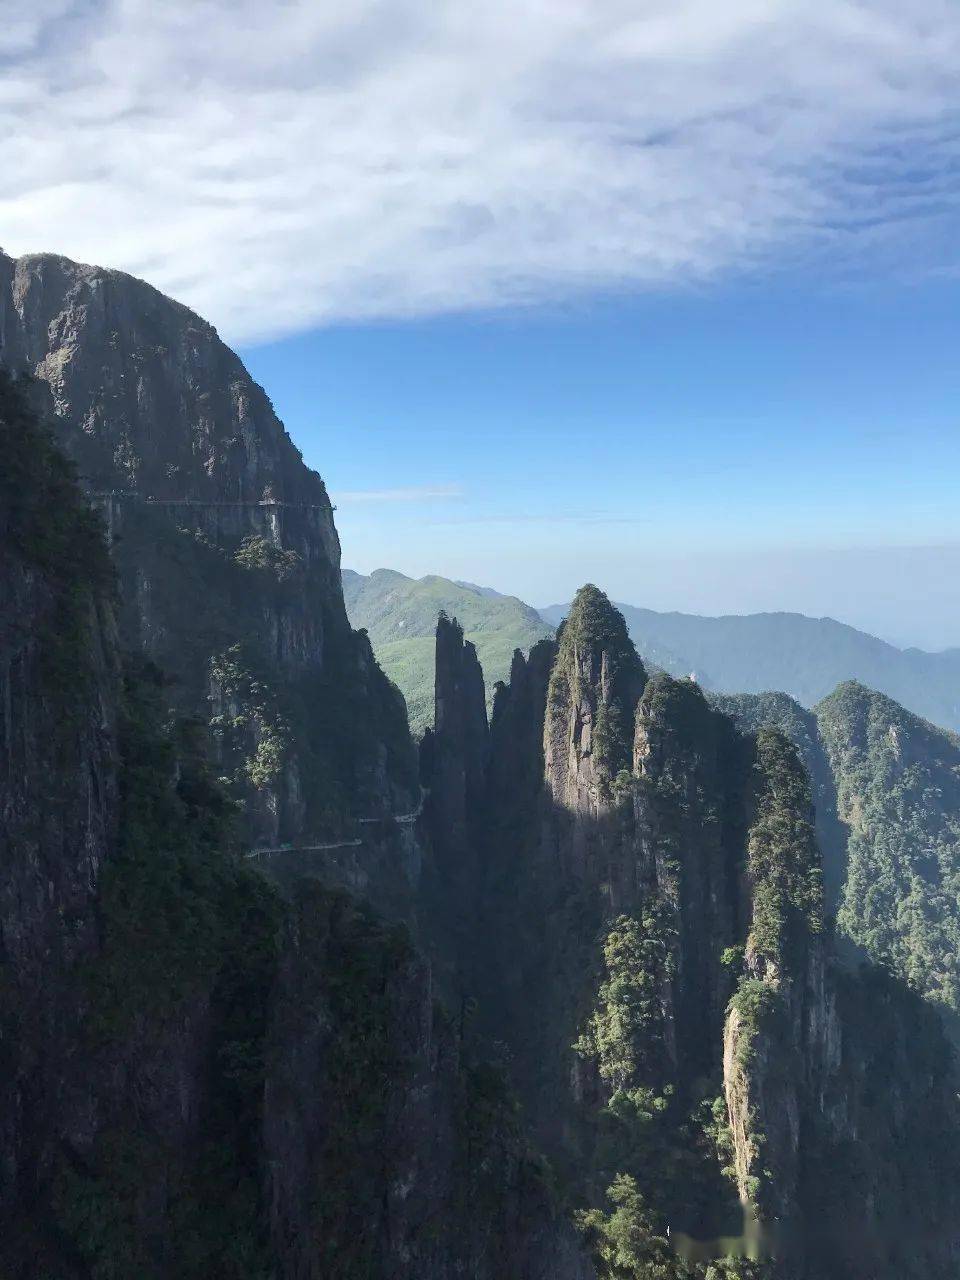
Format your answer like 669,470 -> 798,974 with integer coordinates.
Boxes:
245,838 -> 362,860
245,788 -> 427,860
86,488 -> 330,511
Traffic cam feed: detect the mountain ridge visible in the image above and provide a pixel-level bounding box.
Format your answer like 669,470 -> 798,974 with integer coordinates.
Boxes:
343,566 -> 554,731
541,598 -> 960,731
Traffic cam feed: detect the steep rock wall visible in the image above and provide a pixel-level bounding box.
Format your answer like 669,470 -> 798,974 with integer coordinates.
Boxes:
452,586 -> 960,1278
0,371 -> 591,1279
0,250 -> 417,876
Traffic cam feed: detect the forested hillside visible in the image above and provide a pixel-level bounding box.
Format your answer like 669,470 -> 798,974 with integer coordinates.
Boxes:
542,601 -> 960,732
349,574 -> 960,737
717,683 -> 960,1030
819,682 -> 960,1018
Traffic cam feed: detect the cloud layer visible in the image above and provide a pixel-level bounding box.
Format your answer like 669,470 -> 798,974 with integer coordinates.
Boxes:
3,0 -> 959,341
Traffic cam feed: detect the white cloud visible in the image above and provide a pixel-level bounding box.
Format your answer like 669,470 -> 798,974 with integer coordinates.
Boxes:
332,484 -> 464,504
1,0 -> 958,341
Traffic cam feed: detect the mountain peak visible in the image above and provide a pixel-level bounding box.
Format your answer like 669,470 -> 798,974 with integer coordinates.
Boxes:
559,584 -> 638,665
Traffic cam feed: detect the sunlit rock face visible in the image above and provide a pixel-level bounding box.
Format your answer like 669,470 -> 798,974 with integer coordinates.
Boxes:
0,250 -> 417,862
0,250 -> 335,516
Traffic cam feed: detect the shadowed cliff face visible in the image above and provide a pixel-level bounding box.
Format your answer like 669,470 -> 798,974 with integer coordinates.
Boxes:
264,883 -> 594,1280
0,372 -> 593,1280
0,374 -> 121,1250
429,613 -> 489,865
0,250 -> 416,867
428,585 -> 960,1280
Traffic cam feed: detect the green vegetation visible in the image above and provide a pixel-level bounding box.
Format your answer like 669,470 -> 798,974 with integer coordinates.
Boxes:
817,681 -> 960,1015
548,585 -> 645,791
574,904 -> 743,1268
210,643 -> 292,790
575,911 -> 676,1091
577,1174 -> 765,1280
0,370 -> 114,719
576,1174 -> 677,1278
342,568 -> 553,732
56,658 -> 283,1278
233,533 -> 303,581
744,728 -> 823,975
709,692 -> 849,910
541,601 -> 960,734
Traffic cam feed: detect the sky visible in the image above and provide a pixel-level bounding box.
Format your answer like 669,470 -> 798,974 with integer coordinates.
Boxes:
3,1 -> 960,648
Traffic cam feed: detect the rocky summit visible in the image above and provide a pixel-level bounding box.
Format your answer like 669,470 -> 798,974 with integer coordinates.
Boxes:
0,253 -> 958,1280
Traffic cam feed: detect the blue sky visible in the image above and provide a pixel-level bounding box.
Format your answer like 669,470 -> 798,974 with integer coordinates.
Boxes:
243,272 -> 960,648
5,1 -> 960,646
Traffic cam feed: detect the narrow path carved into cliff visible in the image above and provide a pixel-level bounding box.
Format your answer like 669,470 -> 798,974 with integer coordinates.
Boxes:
245,788 -> 427,859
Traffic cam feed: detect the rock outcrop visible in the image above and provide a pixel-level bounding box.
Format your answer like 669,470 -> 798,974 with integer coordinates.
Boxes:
0,250 -> 417,870
439,585 -> 960,1279
427,612 -> 489,867
0,369 -> 593,1279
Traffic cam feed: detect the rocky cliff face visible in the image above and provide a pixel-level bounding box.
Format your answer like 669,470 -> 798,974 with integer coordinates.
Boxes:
0,252 -> 331,510
427,613 -> 489,867
265,882 -> 592,1280
0,374 -> 120,1261
0,370 -> 592,1279
0,250 -> 416,870
4,246 -> 960,1280
543,584 -> 646,831
440,585 -> 960,1279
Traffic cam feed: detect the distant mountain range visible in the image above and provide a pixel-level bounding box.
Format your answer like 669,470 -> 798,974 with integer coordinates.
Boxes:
345,568 -> 960,734
342,569 -> 553,732
541,599 -> 960,733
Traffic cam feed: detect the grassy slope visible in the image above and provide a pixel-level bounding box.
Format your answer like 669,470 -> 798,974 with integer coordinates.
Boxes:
342,569 -> 554,733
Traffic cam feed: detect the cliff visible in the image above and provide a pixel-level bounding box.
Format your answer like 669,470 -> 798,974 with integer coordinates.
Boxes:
439,586 -> 960,1279
4,244 -> 960,1280
0,250 -> 416,878
427,612 -> 489,865
0,370 -> 592,1279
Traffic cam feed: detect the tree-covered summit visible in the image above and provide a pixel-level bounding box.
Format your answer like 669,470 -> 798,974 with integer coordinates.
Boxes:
557,584 -> 642,674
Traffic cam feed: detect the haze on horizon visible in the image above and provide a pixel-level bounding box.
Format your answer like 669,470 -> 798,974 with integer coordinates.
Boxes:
5,0 -> 959,649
